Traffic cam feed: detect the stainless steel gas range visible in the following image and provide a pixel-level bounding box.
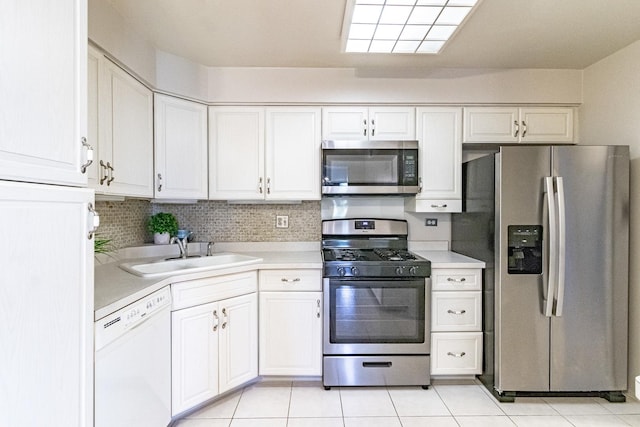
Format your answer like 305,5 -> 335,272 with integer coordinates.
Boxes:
321,218 -> 431,389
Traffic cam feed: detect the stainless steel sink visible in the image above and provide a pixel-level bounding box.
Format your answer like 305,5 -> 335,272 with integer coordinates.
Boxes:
119,252 -> 262,278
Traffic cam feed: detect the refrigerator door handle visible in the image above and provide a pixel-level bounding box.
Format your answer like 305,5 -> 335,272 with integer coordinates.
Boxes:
544,176 -> 557,317
555,177 -> 567,316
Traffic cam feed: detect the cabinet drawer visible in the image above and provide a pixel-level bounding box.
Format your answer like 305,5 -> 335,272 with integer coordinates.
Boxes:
431,268 -> 481,291
431,291 -> 481,332
259,269 -> 322,291
171,271 -> 258,310
431,332 -> 482,375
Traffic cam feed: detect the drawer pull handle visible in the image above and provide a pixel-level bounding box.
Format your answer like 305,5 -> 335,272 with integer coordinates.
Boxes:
281,278 -> 301,283
447,352 -> 466,358
447,277 -> 466,283
447,309 -> 466,315
363,361 -> 392,368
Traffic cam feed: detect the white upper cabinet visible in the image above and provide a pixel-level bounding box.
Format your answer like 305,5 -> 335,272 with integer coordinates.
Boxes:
463,107 -> 575,144
322,107 -> 415,140
88,49 -> 154,197
0,0 -> 90,186
97,58 -> 154,197
405,107 -> 462,213
154,94 -> 208,200
265,108 -> 321,200
209,106 -> 321,201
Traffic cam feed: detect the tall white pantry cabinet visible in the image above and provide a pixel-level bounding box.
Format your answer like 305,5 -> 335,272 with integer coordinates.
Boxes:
0,2 -> 95,427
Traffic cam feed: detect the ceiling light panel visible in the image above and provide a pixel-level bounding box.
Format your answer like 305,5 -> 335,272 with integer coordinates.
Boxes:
346,0 -> 480,54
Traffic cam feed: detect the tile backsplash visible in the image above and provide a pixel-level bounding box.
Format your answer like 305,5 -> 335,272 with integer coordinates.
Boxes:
96,199 -> 322,250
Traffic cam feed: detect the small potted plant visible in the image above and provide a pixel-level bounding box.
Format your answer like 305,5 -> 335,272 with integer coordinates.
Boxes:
147,212 -> 178,244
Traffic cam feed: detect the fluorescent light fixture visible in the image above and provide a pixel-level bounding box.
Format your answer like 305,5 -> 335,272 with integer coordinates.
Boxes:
344,0 -> 481,54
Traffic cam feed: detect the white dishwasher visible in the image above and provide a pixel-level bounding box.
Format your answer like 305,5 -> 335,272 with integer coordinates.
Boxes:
95,286 -> 172,427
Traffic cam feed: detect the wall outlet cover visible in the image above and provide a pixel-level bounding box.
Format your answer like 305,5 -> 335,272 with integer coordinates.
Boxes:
425,218 -> 438,226
276,215 -> 289,228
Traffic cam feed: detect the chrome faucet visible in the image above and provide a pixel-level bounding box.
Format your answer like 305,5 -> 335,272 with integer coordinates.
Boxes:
207,241 -> 214,256
170,236 -> 189,259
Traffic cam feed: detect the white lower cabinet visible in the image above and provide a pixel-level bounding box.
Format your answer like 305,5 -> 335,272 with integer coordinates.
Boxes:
259,269 -> 323,376
171,272 -> 258,416
431,268 -> 483,376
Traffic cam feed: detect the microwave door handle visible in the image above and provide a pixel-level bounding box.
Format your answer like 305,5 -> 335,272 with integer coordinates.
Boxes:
554,177 -> 566,316
544,176 -> 557,317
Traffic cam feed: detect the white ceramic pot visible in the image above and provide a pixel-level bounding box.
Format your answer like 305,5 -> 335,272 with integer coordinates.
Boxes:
153,232 -> 171,245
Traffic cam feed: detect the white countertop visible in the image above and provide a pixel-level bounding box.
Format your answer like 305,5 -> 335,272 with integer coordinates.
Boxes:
415,250 -> 486,269
95,246 -> 322,321
95,244 -> 484,321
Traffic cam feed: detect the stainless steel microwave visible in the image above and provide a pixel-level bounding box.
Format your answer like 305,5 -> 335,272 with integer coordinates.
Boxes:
321,140 -> 419,195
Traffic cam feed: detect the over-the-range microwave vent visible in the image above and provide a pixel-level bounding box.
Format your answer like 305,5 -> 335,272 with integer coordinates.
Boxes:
321,140 -> 419,196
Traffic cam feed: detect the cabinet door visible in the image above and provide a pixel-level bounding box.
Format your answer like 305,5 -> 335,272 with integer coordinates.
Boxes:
100,59 -> 153,197
0,0 -> 89,186
259,292 -> 322,376
171,301 -> 219,416
266,107 -> 321,200
463,107 -> 519,143
414,108 -> 462,212
87,46 -> 102,190
368,107 -> 416,140
322,107 -> 369,140
0,181 -> 94,427
520,107 -> 574,143
218,293 -> 258,394
209,107 -> 264,200
154,94 -> 208,199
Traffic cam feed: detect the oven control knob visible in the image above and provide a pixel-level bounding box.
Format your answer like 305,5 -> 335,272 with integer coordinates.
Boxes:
350,266 -> 359,276
409,266 -> 418,276
337,267 -> 346,277
396,266 -> 405,276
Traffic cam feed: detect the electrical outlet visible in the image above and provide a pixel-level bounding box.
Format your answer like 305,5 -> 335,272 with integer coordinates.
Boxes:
276,215 -> 289,228
425,218 -> 438,226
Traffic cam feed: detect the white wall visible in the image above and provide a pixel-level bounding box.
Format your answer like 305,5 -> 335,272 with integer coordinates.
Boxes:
89,0 -> 583,105
581,39 -> 640,395
206,67 -> 582,105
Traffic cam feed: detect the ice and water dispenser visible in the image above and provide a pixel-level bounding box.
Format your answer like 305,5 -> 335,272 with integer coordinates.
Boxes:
507,225 -> 542,274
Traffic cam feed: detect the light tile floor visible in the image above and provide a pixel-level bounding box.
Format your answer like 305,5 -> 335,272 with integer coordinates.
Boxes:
172,379 -> 640,427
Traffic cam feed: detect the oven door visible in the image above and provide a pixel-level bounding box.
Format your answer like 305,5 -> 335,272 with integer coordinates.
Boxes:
323,277 -> 430,355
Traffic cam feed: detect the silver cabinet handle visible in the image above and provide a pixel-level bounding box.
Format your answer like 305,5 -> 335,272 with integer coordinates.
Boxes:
258,177 -> 263,194
80,137 -> 93,174
514,120 -> 520,137
157,173 -> 163,192
281,277 -> 301,283
371,119 -> 375,137
221,308 -> 227,329
212,310 -> 219,331
447,309 -> 466,315
363,119 -> 367,136
106,161 -> 115,185
99,160 -> 108,185
522,120 -> 527,137
430,204 -> 448,208
418,177 -> 423,192
446,277 -> 466,282
316,299 -> 321,318
87,203 -> 100,239
266,177 -> 271,194
447,352 -> 466,358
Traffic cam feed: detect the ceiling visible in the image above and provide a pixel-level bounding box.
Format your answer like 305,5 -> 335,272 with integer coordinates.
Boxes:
104,0 -> 640,71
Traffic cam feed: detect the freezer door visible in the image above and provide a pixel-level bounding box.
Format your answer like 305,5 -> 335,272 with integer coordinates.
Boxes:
495,146 -> 551,392
550,146 -> 628,391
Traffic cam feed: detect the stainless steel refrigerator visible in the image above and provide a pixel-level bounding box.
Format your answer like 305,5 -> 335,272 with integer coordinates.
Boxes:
452,145 -> 629,402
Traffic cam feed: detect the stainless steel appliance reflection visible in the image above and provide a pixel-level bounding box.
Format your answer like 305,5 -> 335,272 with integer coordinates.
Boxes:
321,218 -> 431,388
452,145 -> 629,402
